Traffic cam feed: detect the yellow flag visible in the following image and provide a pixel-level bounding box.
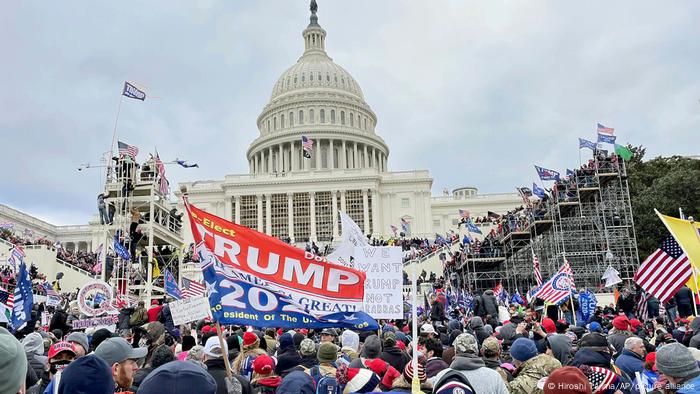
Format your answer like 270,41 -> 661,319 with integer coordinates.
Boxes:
686,265 -> 700,293
656,210 -> 700,270
152,260 -> 161,278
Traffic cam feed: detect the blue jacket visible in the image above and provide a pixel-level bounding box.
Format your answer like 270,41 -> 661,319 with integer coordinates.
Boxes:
678,373 -> 700,394
615,349 -> 644,379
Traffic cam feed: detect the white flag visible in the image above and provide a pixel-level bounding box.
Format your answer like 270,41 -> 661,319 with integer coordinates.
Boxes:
602,265 -> 622,288
327,211 -> 369,267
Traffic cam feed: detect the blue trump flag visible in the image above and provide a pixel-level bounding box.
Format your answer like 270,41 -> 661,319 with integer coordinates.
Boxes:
466,219 -> 482,234
122,81 -> 146,101
534,165 -> 560,181
12,262 -> 34,331
532,183 -> 546,199
164,269 -> 182,300
566,169 -> 575,178
579,138 -> 597,150
511,290 -> 527,306
597,133 -> 616,144
579,289 -> 597,323
113,234 -> 130,261
201,259 -> 379,330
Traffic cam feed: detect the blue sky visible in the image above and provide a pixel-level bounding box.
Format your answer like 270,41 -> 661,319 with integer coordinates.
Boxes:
2,1 -> 699,225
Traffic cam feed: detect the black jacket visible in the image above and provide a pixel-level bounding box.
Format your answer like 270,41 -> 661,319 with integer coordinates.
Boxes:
205,358 -> 252,394
379,346 -> 411,373
275,347 -> 302,377
481,291 -> 499,318
430,301 -> 446,323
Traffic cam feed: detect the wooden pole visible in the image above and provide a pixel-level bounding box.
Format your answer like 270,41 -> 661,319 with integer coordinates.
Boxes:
214,322 -> 233,378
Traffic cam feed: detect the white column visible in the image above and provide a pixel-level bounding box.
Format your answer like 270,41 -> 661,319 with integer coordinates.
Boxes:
363,144 -> 369,168
331,190 -> 339,238
341,140 -> 347,169
261,150 -> 266,173
309,192 -> 317,242
340,190 -> 347,213
279,144 -> 283,173
304,145 -> 310,171
353,142 -> 358,169
315,139 -> 321,170
371,189 -> 380,235
362,189 -> 369,234
256,194 -> 263,231
329,139 -> 334,169
287,193 -> 294,243
291,141 -> 297,172
265,194 -> 272,235
268,147 -> 273,173
234,195 -> 241,224
224,197 -> 233,222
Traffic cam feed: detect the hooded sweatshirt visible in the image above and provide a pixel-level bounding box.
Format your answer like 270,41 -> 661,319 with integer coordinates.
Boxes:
22,333 -> 48,380
688,316 -> 700,348
349,335 -> 382,368
430,353 -> 510,394
275,333 -> 302,376
546,334 -> 572,365
470,317 -> 490,348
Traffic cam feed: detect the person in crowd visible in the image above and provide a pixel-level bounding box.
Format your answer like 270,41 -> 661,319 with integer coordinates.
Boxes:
545,334 -> 573,366
653,342 -> 700,393
1,327 -> 28,394
469,316 -> 490,348
542,366 -> 592,394
63,332 -> 87,358
98,193 -> 109,225
147,300 -> 163,323
137,360 -> 217,394
278,370 -> 316,394
251,354 -> 282,394
379,332 -> 410,373
307,342 -> 339,383
336,366 -> 381,394
608,315 -> 635,354
615,336 -> 646,379
340,330 -> 360,362
481,337 -> 512,383
349,334 -> 382,368
389,360 -> 432,392
430,333 -> 509,394
131,344 -> 175,390
22,332 -> 48,380
58,355 -> 115,394
424,337 -> 449,378
275,332 -> 302,377
202,336 -> 252,394
297,338 -> 319,369
508,337 -> 562,394
177,335 -> 196,361
94,337 -> 148,392
130,300 -> 149,327
28,341 -> 77,394
263,328 -> 278,355
232,331 -> 267,379
320,328 -> 338,343
675,286 -> 695,318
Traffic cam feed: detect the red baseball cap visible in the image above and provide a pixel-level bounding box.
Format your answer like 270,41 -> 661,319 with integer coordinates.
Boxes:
48,341 -> 76,360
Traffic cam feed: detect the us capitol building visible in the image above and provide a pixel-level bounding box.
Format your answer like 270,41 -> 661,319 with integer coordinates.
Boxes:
178,2 -> 522,245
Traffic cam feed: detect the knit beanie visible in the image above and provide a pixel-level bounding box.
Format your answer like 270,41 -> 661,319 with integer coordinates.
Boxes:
655,342 -> 700,378
541,318 -> 557,334
403,360 -> 426,383
300,338 -> 316,356
543,366 -> 591,394
510,338 -> 539,362
340,367 -> 380,394
383,331 -> 397,347
58,355 -> 114,394
66,332 -> 90,354
588,322 -> 602,333
361,335 -> 382,359
612,316 -> 630,331
318,342 -> 338,364
242,332 -> 259,350
0,327 -> 27,394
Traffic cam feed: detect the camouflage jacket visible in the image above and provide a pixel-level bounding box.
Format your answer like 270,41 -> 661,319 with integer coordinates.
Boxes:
508,354 -> 562,394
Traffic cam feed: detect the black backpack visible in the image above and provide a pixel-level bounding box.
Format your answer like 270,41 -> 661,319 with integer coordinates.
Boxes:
433,369 -> 476,394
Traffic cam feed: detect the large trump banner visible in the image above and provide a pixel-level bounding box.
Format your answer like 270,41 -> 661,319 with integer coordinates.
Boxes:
185,201 -> 367,315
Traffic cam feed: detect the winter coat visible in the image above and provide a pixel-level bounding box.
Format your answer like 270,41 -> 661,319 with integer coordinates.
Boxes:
508,354 -> 561,394
117,307 -> 134,330
442,347 -> 455,365
27,354 -> 47,382
425,357 -> 449,378
159,304 -> 176,335
275,335 -> 302,377
264,335 -> 277,355
379,346 -> 411,373
469,317 -> 490,348
430,354 -> 510,394
571,348 -> 613,369
483,358 -> 512,382
430,301 -> 446,323
688,318 -> 700,349
26,370 -> 50,394
49,309 -> 70,334
607,329 -> 633,354
205,358 -> 252,394
546,334 -> 572,365
251,376 -> 282,394
481,290 -> 499,319
675,287 -> 694,307
615,349 -> 645,378
296,355 -> 318,370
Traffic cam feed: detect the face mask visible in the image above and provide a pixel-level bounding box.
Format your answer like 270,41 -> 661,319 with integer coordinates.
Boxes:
50,360 -> 71,375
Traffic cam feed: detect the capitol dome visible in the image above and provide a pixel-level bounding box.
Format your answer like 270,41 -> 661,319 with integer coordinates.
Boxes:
247,1 -> 389,175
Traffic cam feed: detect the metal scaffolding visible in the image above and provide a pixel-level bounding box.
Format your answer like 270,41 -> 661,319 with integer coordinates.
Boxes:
101,155 -> 184,303
460,152 -> 639,293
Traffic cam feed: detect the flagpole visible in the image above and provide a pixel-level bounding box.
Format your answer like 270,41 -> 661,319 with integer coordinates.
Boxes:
108,94 -> 124,181
214,322 -> 233,380
411,250 -> 423,394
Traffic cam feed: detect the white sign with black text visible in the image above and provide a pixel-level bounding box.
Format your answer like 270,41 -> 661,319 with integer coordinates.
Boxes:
353,246 -> 403,319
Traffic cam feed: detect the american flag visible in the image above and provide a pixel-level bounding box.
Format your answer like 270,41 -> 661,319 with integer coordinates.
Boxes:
532,251 -> 543,286
390,224 -> 398,234
636,291 -> 649,321
301,136 -> 313,158
597,123 -> 614,135
0,289 -> 13,309
401,217 -> 410,232
118,141 -> 139,160
560,258 -> 576,291
458,209 -> 470,219
493,283 -> 503,299
42,282 -> 58,297
155,153 -> 169,196
581,365 -> 621,394
634,236 -> 691,302
531,264 -> 573,305
182,277 -> 206,298
7,246 -> 25,271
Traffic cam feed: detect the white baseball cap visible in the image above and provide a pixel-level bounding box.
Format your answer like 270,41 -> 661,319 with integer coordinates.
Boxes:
203,336 -> 228,358
420,324 -> 437,335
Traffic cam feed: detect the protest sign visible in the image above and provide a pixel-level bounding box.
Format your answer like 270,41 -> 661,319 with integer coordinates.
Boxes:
352,246 -> 403,319
169,296 -> 210,325
77,281 -> 116,316
73,315 -> 119,329
186,201 -> 366,315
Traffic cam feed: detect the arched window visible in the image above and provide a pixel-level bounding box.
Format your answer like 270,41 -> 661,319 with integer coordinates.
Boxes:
267,120 -> 271,132
281,114 -> 285,128
294,76 -> 297,84
364,117 -> 367,130
350,112 -> 354,127
274,116 -> 278,130
334,75 -> 338,83
357,114 -> 361,128
301,73 -> 305,82
326,74 -> 330,82
299,110 -> 304,125
340,111 -> 345,125
290,112 -> 294,126
310,73 -> 313,81
318,72 -> 322,82
331,110 -> 336,123
320,109 -> 325,123
309,109 -> 315,124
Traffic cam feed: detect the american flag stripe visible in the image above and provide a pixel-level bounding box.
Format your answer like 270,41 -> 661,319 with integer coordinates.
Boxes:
118,141 -> 139,159
637,292 -> 649,321
533,252 -> 542,286
182,278 -> 206,298
0,290 -> 14,309
597,123 -> 614,135
302,137 -> 314,152
634,236 -> 691,302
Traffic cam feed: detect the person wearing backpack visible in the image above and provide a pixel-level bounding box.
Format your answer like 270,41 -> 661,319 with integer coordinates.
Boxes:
129,300 -> 148,327
306,342 -> 341,394
251,354 -> 282,394
233,332 -> 268,380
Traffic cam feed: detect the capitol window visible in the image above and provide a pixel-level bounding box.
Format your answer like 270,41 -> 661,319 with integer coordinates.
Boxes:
320,109 -> 325,123
299,110 -> 304,124
281,114 -> 285,127
401,198 -> 410,208
433,219 -> 441,227
318,72 -> 322,82
331,110 -> 335,123
326,74 -> 330,82
290,112 -> 294,126
350,112 -> 354,127
302,74 -> 305,82
309,109 -> 315,124
274,116 -> 278,130
340,111 -> 345,125
334,75 -> 337,83
294,76 -> 297,84
364,118 -> 367,130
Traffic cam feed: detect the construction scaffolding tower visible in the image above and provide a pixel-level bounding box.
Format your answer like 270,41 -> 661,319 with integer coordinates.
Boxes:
460,151 -> 639,293
101,155 -> 184,303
